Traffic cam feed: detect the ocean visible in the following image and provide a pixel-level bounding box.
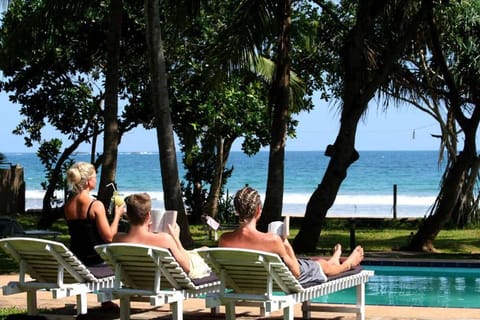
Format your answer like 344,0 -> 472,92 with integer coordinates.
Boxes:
2,151 -> 445,218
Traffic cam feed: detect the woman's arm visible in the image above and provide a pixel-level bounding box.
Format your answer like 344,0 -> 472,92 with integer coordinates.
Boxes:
94,201 -> 123,242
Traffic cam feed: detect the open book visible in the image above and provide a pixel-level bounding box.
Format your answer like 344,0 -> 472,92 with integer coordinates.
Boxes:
268,218 -> 290,238
151,210 -> 178,233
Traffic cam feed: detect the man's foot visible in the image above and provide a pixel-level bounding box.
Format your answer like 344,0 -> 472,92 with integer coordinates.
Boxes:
343,245 -> 364,270
333,244 -> 342,255
329,244 -> 342,265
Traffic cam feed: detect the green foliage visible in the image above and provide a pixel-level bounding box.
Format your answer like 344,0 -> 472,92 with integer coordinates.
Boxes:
165,1 -> 275,219
0,306 -> 25,319
0,1 -> 153,214
37,140 -> 67,204
215,190 -> 238,226
0,0 -> 105,145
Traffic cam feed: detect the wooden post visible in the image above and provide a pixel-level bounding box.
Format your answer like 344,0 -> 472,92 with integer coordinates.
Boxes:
393,184 -> 397,219
0,164 -> 26,214
349,218 -> 356,251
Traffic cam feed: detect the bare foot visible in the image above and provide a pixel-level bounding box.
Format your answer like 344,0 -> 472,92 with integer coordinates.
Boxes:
342,245 -> 364,270
333,243 -> 342,255
328,244 -> 342,265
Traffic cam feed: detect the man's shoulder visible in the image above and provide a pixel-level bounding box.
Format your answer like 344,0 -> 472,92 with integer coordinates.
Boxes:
112,233 -> 128,242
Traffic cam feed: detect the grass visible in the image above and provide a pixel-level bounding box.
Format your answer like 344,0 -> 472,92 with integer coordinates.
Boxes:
0,307 -> 25,319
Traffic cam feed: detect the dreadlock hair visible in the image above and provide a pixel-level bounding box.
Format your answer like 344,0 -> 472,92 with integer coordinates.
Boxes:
234,187 -> 262,223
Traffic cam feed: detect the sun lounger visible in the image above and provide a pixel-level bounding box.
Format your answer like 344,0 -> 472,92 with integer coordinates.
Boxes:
196,247 -> 374,320
95,243 -> 221,320
0,237 -> 115,315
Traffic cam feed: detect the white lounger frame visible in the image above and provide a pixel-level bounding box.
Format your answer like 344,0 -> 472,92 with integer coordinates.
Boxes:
197,247 -> 374,320
0,237 -> 115,315
95,243 -> 221,320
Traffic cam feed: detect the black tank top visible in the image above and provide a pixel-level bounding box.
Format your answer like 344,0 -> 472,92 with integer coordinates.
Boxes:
66,200 -> 105,266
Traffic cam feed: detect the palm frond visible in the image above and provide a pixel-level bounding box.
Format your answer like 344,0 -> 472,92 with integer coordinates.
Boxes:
209,0 -> 277,73
248,55 -> 306,112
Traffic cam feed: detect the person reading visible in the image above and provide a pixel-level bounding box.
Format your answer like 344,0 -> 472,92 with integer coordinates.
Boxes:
219,187 -> 364,286
113,193 -> 211,280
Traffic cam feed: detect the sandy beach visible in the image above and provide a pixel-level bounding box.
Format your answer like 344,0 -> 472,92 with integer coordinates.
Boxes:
1,271 -> 479,320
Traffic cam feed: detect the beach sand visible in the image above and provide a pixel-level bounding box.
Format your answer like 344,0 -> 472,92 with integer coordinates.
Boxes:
0,273 -> 479,320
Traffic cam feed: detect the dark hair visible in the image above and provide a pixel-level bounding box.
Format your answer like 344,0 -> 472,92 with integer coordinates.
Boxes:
234,187 -> 262,222
125,193 -> 151,226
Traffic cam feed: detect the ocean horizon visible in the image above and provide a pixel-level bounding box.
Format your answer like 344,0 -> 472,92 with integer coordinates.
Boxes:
2,150 -> 445,218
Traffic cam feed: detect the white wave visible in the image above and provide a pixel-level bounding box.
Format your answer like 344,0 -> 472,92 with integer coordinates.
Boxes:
282,193 -> 436,206
26,190 -> 64,200
24,189 -> 434,218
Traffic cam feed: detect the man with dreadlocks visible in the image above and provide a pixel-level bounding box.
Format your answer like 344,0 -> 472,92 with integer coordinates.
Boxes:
219,186 -> 364,286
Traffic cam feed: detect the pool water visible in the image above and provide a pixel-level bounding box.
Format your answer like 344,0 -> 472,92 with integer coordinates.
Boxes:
312,265 -> 480,308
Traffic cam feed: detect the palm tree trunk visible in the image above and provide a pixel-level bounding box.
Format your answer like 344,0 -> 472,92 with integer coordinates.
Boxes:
259,0 -> 291,232
407,7 -> 480,250
293,0 -> 429,253
98,0 -> 122,208
407,148 -> 478,251
292,105 -> 363,252
145,0 -> 193,248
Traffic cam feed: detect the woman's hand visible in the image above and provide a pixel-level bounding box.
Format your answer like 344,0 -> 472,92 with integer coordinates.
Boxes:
114,203 -> 126,219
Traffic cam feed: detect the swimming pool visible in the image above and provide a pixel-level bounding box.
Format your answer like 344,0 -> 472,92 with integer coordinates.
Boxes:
312,265 -> 480,308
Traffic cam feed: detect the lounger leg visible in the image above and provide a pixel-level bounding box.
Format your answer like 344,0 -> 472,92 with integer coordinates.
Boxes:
26,289 -> 38,315
210,306 -> 220,315
225,301 -> 236,320
356,282 -> 366,320
120,296 -> 131,320
171,301 -> 183,320
259,306 -> 267,317
283,305 -> 294,320
76,292 -> 88,315
302,301 -> 311,319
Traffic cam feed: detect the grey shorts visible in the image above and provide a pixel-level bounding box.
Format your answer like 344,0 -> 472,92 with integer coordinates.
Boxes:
297,258 -> 327,286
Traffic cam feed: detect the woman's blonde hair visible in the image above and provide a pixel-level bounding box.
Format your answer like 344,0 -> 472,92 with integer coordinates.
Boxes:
66,162 -> 96,194
234,187 -> 262,223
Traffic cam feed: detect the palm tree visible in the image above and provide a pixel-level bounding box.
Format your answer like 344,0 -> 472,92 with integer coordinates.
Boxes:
258,0 -> 292,231
204,0 -> 294,230
144,0 -> 193,247
293,0 -> 431,252
406,1 -> 480,250
97,0 -> 123,207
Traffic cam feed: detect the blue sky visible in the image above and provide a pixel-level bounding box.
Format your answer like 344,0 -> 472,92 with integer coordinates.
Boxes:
0,91 -> 443,153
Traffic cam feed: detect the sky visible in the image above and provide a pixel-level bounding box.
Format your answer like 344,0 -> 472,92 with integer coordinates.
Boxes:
0,91 -> 444,153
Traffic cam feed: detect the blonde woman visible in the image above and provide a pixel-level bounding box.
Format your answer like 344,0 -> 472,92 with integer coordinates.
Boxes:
64,161 -> 123,270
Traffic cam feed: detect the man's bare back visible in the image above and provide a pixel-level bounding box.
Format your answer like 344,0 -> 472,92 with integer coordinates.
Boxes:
219,187 -> 364,281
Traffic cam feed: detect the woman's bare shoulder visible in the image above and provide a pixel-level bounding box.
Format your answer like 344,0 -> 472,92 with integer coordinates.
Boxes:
91,199 -> 105,210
